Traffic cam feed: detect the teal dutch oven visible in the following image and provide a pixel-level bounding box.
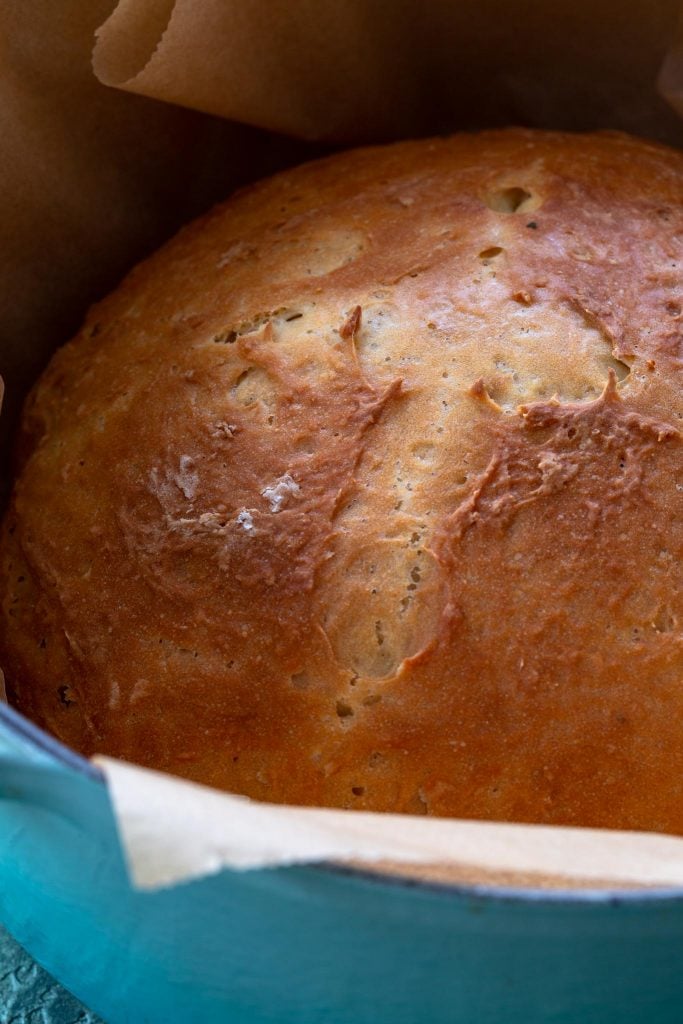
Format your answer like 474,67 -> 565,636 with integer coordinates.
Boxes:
2,699 -> 683,1024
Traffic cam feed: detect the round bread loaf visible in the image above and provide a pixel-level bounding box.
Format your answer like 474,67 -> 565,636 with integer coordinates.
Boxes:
2,130 -> 683,832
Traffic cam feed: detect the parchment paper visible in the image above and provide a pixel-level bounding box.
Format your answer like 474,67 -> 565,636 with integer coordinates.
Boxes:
93,0 -> 683,143
4,0 -> 683,893
659,5 -> 683,115
99,757 -> 683,891
0,0 -> 320,490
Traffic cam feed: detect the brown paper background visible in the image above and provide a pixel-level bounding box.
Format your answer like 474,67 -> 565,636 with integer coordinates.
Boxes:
0,0 -> 323,492
93,0 -> 683,142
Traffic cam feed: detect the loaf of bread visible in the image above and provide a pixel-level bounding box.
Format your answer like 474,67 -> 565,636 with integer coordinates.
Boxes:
2,129 -> 682,832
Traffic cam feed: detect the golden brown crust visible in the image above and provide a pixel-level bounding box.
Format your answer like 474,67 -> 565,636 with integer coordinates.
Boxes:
2,128 -> 683,831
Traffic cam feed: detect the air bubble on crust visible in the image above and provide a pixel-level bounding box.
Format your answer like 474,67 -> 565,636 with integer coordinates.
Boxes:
363,694 -> 382,707
57,684 -> 75,707
211,308 -> 307,349
479,246 -> 504,262
652,607 -> 677,633
214,329 -> 238,345
231,366 -> 277,410
353,303 -> 400,374
485,186 -> 539,214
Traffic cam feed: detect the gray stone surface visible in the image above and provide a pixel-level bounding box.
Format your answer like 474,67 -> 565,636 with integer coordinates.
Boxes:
0,923 -> 102,1024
